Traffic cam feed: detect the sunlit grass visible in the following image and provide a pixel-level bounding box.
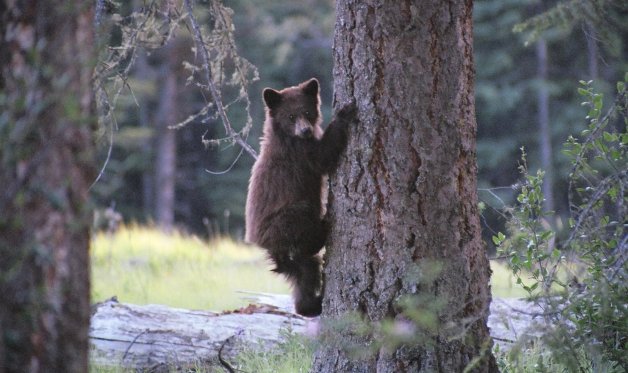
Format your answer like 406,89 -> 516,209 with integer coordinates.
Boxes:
489,260 -> 530,298
490,259 -> 576,298
91,224 -> 290,311
92,225 -> 533,313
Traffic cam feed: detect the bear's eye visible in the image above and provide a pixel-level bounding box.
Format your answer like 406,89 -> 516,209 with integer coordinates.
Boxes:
304,111 -> 310,116
289,114 -> 295,121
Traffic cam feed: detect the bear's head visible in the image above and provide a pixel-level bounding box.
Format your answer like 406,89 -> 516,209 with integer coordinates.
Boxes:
263,78 -> 322,139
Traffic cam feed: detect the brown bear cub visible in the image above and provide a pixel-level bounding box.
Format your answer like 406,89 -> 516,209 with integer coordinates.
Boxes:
245,78 -> 356,317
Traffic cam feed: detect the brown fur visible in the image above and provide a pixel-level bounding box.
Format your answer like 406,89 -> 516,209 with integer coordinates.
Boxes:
245,78 -> 356,316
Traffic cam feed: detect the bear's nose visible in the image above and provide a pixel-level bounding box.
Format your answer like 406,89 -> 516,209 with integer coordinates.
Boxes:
300,127 -> 312,137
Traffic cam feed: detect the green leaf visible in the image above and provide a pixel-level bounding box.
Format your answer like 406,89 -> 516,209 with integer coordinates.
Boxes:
593,94 -> 603,110
492,232 -> 506,245
540,231 -> 553,242
602,131 -> 616,142
601,215 -> 610,226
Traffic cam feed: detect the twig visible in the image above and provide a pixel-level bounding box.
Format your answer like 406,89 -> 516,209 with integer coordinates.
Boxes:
183,0 -> 258,160
218,330 -> 245,373
492,336 -> 516,344
122,330 -> 147,361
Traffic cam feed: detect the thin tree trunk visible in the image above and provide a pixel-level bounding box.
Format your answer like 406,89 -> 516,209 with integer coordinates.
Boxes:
312,1 -> 496,372
0,3 -> 95,372
585,23 -> 599,80
136,50 -> 155,219
536,38 -> 554,214
154,60 -> 178,231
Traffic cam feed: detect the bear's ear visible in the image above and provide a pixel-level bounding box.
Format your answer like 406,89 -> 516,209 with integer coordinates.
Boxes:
302,78 -> 319,97
263,88 -> 282,110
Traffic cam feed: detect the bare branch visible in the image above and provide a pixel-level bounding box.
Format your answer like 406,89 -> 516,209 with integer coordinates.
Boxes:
183,0 -> 258,160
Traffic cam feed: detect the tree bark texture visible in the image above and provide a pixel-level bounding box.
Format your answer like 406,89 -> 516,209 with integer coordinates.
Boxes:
312,1 -> 496,372
0,3 -> 95,372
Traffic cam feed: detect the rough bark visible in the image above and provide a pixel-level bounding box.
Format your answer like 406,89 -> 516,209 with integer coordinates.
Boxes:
0,2 -> 95,372
312,1 -> 496,372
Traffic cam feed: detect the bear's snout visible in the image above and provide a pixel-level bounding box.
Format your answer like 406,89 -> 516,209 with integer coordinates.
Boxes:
295,118 -> 313,138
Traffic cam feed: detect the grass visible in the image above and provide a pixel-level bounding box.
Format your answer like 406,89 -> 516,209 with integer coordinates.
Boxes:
489,260 -> 530,298
91,224 -> 290,311
92,225 -> 527,310
494,342 -> 624,373
236,331 -> 314,373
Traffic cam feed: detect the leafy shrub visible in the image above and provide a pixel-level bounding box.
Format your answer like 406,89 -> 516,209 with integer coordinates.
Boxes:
493,75 -> 627,370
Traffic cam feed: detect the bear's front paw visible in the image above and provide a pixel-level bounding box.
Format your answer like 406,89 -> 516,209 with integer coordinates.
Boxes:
336,101 -> 358,122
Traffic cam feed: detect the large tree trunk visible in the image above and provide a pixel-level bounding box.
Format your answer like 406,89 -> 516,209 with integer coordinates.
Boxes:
0,3 -> 95,372
312,1 -> 496,372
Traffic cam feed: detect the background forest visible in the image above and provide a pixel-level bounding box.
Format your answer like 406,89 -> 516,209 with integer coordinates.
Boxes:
92,0 -> 627,250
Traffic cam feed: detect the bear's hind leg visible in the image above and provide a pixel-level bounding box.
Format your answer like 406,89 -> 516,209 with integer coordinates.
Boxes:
256,203 -> 326,316
291,255 -> 323,317
268,251 -> 323,317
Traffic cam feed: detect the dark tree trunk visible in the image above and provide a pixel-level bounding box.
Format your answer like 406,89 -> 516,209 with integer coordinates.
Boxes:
312,1 -> 496,372
0,3 -> 95,372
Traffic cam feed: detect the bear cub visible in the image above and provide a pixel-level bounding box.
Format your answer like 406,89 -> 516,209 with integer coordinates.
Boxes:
245,78 -> 356,317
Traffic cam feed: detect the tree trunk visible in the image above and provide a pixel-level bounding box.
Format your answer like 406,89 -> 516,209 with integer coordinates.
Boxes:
585,23 -> 598,80
0,3 -> 95,372
135,50 -> 156,218
154,55 -> 178,231
312,1 -> 496,372
536,38 -> 554,214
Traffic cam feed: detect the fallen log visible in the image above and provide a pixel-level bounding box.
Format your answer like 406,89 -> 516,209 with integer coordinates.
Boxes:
89,294 -> 543,370
89,295 -> 306,371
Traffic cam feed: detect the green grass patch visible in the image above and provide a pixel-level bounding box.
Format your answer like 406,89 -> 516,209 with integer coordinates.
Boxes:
92,225 -> 531,310
91,225 -> 290,311
494,342 -> 624,373
236,331 -> 314,373
489,260 -> 530,298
